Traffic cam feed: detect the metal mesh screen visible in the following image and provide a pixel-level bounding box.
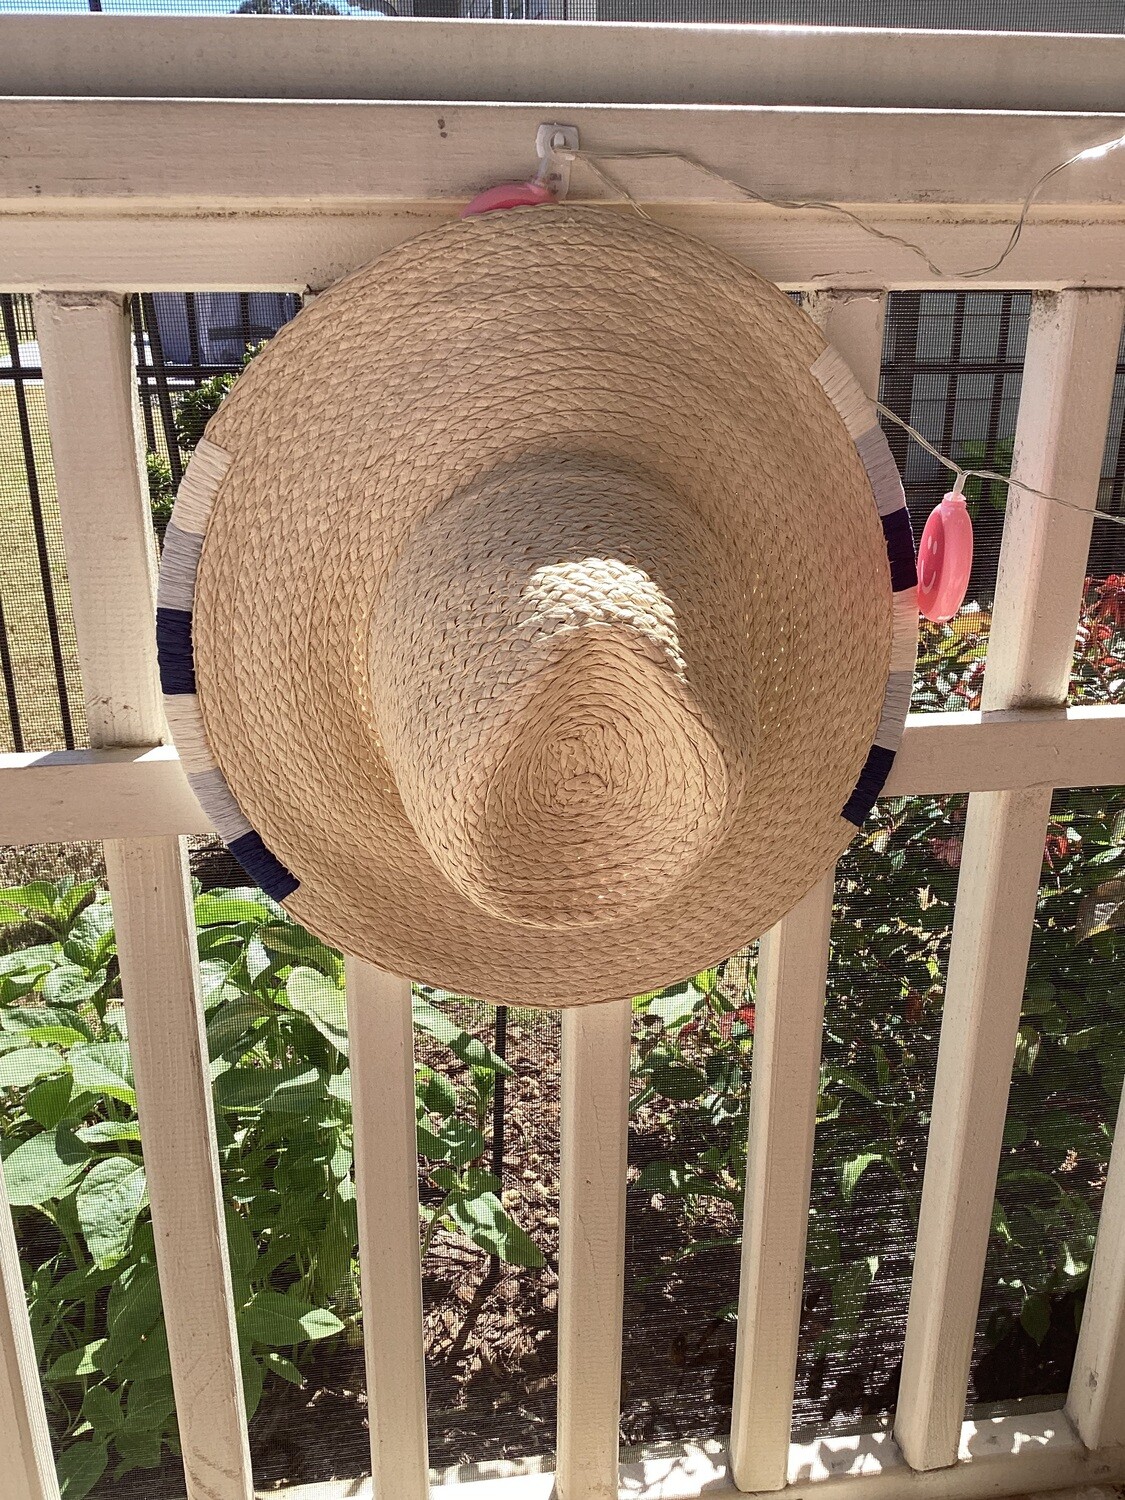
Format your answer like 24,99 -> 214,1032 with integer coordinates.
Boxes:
0,297 -> 84,753
970,786 -> 1125,1414
0,269 -> 1123,1489
622,950 -> 755,1447
2,0 -> 1124,27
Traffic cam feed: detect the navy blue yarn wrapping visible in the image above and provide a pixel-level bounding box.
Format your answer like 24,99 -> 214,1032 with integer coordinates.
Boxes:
842,743 -> 896,827
156,608 -> 196,695
881,509 -> 918,593
229,831 -> 300,901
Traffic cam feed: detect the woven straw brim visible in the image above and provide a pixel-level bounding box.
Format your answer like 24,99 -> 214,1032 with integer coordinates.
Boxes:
157,206 -> 917,1007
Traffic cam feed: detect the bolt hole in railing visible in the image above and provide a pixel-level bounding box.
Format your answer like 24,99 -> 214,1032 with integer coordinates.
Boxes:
1,16 -> 1125,1500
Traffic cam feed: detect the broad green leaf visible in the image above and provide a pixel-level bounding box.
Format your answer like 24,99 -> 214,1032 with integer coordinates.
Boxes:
52,880 -> 99,927
260,922 -> 340,978
287,968 -> 349,1055
266,1350 -> 305,1386
1062,1242 -> 1090,1280
840,1152 -> 882,1203
645,988 -> 701,1031
412,998 -> 511,1075
70,1041 -> 136,1108
52,1262 -> 115,1303
198,958 -> 235,1000
213,1063 -> 330,1115
82,1382 -> 124,1435
632,979 -> 691,1010
113,1423 -> 165,1477
442,1190 -> 545,1268
825,1257 -> 878,1341
45,962 -> 102,1010
991,1200 -> 1013,1244
2,1126 -> 89,1206
2,1003 -> 90,1039
635,1161 -> 720,1198
62,901 -> 116,971
47,1340 -> 107,1381
26,1072 -> 75,1129
21,1024 -> 88,1049
77,1121 -> 142,1145
76,1157 -> 148,1268
55,1440 -> 108,1500
1002,1116 -> 1028,1148
327,1070 -> 352,1107
0,881 -> 64,922
642,1050 -> 707,1102
205,993 -> 272,1061
416,1065 -> 457,1118
126,1374 -> 176,1431
0,1046 -> 68,1089
655,1169 -> 730,1201
195,894 -> 274,928
241,1352 -> 265,1420
998,1167 -> 1063,1197
120,1324 -> 170,1384
1020,1291 -> 1052,1345
805,1215 -> 841,1272
416,1117 -> 483,1167
239,1289 -> 344,1346
99,1265 -> 163,1373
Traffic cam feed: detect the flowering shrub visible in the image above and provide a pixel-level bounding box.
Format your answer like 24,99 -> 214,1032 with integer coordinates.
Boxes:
1074,575 -> 1125,702
632,587 -> 1124,1374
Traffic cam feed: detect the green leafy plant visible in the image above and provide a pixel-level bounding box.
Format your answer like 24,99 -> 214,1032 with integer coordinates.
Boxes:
958,436 -> 1013,518
629,594 -> 1123,1367
173,344 -> 265,456
0,883 -> 540,1496
145,453 -> 174,543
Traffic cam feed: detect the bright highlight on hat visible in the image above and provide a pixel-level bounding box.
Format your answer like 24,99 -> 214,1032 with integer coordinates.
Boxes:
157,206 -> 918,1008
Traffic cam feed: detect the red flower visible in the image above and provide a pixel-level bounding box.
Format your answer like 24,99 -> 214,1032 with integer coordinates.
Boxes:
1094,574 -> 1125,629
1044,832 -> 1071,869
930,836 -> 963,869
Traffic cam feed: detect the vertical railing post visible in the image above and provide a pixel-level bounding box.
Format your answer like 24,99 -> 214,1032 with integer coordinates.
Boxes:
36,291 -> 255,1500
894,289 -> 1125,1472
1,1168 -> 60,1500
728,875 -> 833,1492
556,998 -> 632,1500
344,960 -> 430,1500
1068,1076 -> 1125,1447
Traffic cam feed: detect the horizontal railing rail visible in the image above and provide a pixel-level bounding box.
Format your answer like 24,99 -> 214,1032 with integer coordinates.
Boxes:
0,705 -> 1122,843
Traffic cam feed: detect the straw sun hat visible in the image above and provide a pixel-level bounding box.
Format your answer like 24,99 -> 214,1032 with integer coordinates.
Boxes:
157,205 -> 918,1008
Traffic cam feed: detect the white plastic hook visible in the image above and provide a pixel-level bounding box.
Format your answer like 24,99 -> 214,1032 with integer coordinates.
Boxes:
535,124 -> 580,200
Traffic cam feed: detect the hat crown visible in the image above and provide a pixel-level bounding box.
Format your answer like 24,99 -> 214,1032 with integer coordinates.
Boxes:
369,455 -> 749,930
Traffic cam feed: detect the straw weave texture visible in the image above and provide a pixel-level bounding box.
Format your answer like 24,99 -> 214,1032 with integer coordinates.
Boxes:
193,205 -> 891,1006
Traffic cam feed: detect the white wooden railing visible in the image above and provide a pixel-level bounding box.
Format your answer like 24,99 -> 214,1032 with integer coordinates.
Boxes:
2,17 -> 1125,1500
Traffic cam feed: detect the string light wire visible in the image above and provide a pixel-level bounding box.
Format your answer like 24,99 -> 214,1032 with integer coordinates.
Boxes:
569,138 -> 1125,531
